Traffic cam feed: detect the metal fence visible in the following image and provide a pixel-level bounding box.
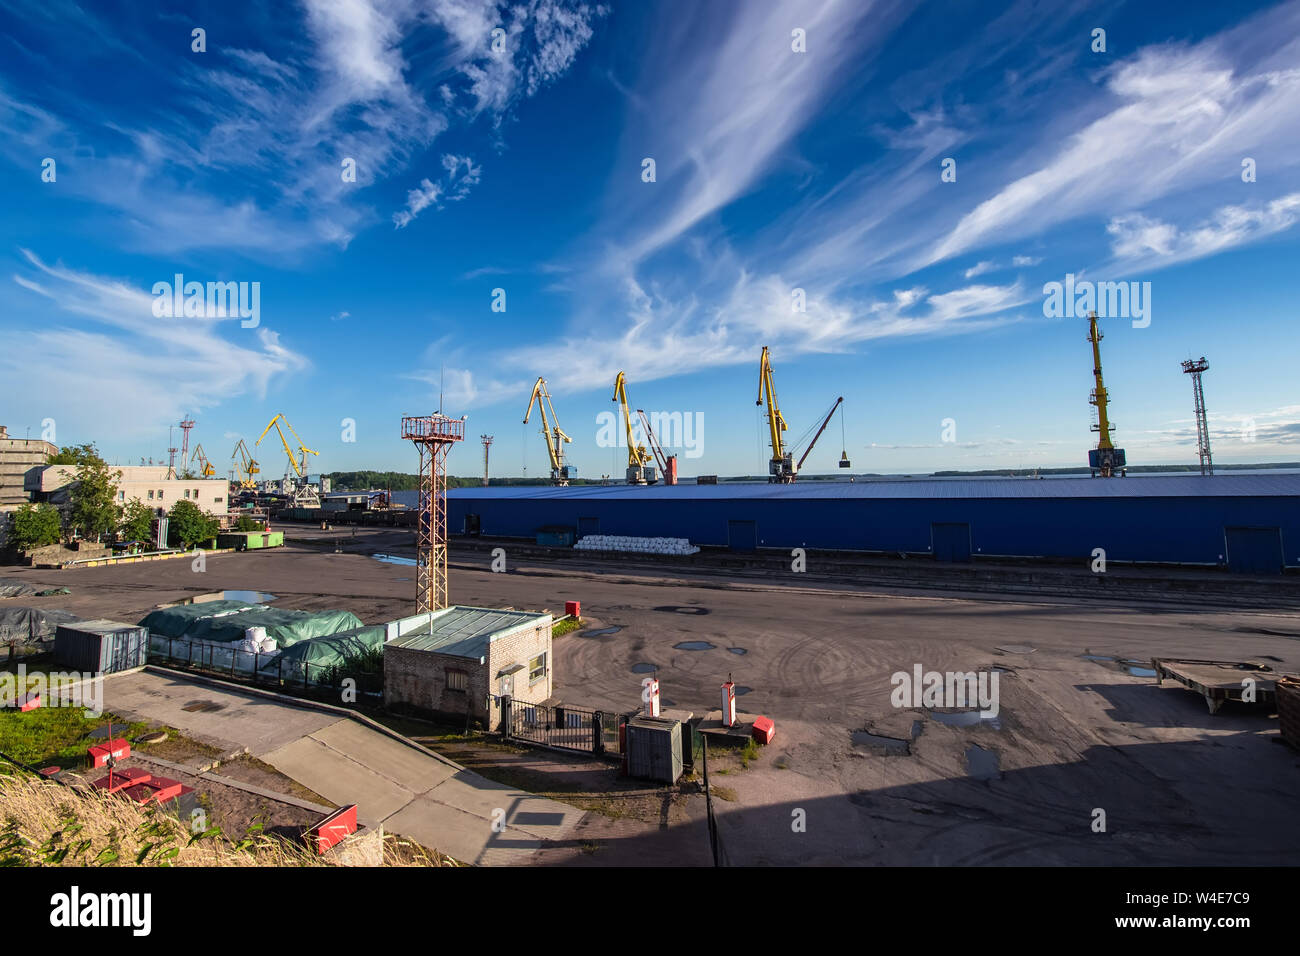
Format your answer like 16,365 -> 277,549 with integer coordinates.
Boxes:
147,634 -> 382,702
503,699 -> 621,755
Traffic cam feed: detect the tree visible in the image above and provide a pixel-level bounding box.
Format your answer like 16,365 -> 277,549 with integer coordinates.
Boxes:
119,499 -> 154,542
235,515 -> 264,532
167,499 -> 219,549
65,446 -> 121,542
10,503 -> 62,550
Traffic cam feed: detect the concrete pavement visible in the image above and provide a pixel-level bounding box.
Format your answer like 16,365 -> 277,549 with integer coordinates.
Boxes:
104,670 -> 586,865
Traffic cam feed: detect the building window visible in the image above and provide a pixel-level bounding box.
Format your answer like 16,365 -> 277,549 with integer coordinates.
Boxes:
446,668 -> 468,692
117,491 -> 125,501
215,497 -> 223,503
147,490 -> 154,500
157,489 -> 164,499
529,653 -> 547,684
183,489 -> 189,499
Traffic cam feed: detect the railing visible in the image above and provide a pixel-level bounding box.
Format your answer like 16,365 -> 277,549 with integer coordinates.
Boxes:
502,699 -> 620,755
148,634 -> 382,702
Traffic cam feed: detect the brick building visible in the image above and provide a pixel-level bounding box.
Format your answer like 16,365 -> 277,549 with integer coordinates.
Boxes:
0,425 -> 60,549
383,606 -> 553,729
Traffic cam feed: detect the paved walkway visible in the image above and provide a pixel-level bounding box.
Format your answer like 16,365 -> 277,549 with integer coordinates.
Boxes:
104,670 -> 586,865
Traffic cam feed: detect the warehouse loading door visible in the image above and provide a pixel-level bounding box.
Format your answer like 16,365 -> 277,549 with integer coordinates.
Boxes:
578,516 -> 600,538
1225,526 -> 1283,575
932,522 -> 972,562
728,520 -> 757,552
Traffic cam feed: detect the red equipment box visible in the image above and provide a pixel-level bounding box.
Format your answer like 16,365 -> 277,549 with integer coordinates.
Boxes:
308,804 -> 358,854
92,767 -> 151,792
565,600 -> 580,618
751,715 -> 776,745
87,739 -> 130,768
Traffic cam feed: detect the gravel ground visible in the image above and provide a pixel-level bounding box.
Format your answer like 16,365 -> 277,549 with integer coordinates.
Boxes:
5,528 -> 1299,865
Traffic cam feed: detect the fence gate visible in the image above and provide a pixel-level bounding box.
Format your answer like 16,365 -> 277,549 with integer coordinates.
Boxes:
504,699 -> 615,755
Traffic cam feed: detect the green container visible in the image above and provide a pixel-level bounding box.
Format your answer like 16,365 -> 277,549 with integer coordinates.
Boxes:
266,531 -> 283,547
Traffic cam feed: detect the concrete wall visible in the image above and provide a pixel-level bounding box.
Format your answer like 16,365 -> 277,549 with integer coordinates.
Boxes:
0,431 -> 57,508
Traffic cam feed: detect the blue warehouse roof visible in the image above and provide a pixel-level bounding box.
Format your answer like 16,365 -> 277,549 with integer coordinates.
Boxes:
450,473 -> 1300,501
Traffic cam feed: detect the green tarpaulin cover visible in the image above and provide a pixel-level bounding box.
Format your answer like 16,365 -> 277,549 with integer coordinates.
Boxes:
138,601 -> 363,649
260,625 -> 386,674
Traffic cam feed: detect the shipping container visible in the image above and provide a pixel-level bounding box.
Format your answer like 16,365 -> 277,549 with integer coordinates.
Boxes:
54,620 -> 149,674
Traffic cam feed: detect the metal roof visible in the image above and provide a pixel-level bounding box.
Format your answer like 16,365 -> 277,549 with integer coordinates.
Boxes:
388,605 -> 550,660
449,473 -> 1300,501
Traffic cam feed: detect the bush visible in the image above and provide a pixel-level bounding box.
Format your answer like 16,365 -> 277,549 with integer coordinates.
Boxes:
235,515 -> 263,532
11,503 -> 62,550
167,499 -> 219,549
119,499 -> 154,542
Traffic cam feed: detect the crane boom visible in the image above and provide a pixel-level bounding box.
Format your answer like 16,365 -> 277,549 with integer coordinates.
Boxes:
796,397 -> 843,470
756,346 -> 795,482
523,377 -> 573,485
189,443 -> 216,477
255,414 -> 317,480
612,372 -> 654,484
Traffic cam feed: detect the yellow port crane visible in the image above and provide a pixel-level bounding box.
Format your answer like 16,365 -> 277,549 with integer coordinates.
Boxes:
189,443 -> 216,477
523,377 -> 575,485
256,414 -> 318,480
1085,311 -> 1126,477
756,346 -> 844,483
230,439 -> 260,489
612,372 -> 655,484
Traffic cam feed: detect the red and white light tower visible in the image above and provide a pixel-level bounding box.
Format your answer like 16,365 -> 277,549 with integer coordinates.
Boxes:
402,414 -> 465,614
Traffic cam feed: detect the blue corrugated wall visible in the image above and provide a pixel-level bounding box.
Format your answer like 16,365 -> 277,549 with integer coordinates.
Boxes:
447,493 -> 1300,566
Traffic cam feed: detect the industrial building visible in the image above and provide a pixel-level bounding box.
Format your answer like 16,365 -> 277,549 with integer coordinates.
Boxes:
28,465 -> 230,517
383,605 -> 553,728
446,474 -> 1300,573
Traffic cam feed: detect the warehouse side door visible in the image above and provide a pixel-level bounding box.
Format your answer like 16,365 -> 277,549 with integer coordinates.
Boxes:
728,520 -> 757,552
577,516 -> 600,538
1224,526 -> 1283,575
932,522 -> 972,562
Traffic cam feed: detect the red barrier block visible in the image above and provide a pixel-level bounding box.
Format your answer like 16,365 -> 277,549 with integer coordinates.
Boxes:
87,739 -> 130,768
565,600 -> 580,618
18,692 -> 41,712
92,768 -> 151,792
308,804 -> 358,854
144,777 -> 184,802
751,715 -> 776,745
39,766 -> 61,777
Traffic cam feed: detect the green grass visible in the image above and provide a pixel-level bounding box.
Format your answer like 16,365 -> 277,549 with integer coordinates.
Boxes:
552,618 -> 584,637
739,738 -> 760,769
0,708 -> 150,772
711,785 -> 738,802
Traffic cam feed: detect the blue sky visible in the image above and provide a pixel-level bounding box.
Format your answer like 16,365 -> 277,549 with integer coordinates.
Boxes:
2,0 -> 1298,479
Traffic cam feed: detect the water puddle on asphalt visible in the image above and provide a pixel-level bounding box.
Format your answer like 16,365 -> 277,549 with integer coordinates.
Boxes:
727,647 -> 748,655
929,710 -> 1002,730
966,744 -> 1000,779
1082,654 -> 1115,662
674,641 -> 716,651
631,662 -> 658,674
221,590 -> 275,603
585,626 -> 623,637
852,731 -> 911,756
371,553 -> 417,566
1126,665 -> 1157,678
